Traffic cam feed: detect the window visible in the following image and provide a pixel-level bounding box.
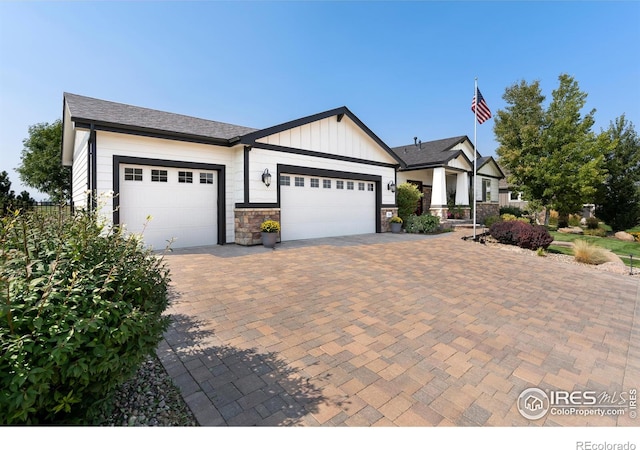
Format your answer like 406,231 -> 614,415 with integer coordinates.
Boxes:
310,178 -> 319,188
347,181 -> 354,190
295,177 -> 304,187
368,183 -> 374,192
280,175 -> 290,186
336,181 -> 344,189
358,182 -> 365,191
323,179 -> 331,189
509,191 -> 521,201
124,168 -> 143,181
482,179 -> 492,202
151,169 -> 168,182
200,173 -> 214,184
178,171 -> 193,183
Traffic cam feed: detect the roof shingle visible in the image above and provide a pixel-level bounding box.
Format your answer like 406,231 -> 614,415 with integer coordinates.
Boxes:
64,93 -> 258,142
390,136 -> 469,168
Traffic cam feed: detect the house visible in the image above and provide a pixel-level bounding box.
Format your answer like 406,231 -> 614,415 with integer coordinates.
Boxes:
389,137 -> 504,223
61,93 -> 401,249
62,93 -> 505,249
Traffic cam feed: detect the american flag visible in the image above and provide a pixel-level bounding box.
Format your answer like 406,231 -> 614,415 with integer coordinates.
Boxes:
471,88 -> 492,124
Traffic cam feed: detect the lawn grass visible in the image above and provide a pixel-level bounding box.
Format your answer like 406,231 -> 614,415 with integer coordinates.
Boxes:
549,231 -> 640,268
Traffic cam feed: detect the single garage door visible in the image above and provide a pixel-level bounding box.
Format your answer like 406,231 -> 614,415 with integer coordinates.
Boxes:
119,165 -> 217,249
280,174 -> 376,241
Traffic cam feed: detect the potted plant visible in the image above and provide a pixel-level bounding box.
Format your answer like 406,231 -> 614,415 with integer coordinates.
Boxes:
389,216 -> 403,233
260,219 -> 280,248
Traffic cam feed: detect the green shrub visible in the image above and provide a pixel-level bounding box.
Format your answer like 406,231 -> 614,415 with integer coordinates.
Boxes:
499,206 -> 524,217
501,213 -> 529,224
396,183 -> 424,224
405,213 -> 440,234
583,227 -> 607,237
585,217 -> 600,229
501,213 -> 518,222
0,209 -> 171,424
568,214 -> 582,227
484,215 -> 501,228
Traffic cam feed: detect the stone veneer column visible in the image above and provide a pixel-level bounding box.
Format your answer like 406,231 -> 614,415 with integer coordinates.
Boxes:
475,203 -> 500,225
380,207 -> 399,232
234,208 -> 281,246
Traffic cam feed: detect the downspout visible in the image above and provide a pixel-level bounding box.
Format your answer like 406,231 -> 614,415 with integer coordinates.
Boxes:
243,146 -> 251,204
89,124 -> 97,210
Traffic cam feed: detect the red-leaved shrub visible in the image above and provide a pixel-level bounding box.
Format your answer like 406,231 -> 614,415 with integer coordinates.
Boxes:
489,220 -> 530,246
517,225 -> 554,250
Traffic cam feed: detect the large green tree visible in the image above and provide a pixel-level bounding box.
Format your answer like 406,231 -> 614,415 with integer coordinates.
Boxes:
494,74 -> 605,226
17,119 -> 70,203
595,115 -> 640,231
0,171 -> 35,214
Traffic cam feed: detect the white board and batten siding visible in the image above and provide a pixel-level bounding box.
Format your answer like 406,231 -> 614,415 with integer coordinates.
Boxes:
92,131 -> 239,246
246,115 -> 396,241
71,130 -> 91,208
255,115 -> 398,165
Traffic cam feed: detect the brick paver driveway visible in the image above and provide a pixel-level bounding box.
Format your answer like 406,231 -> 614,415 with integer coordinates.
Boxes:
158,231 -> 639,426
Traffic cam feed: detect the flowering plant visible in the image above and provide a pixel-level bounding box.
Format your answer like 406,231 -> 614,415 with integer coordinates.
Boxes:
390,216 -> 403,224
260,220 -> 280,233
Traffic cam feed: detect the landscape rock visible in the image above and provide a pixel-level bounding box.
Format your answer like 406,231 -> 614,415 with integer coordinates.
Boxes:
558,227 -> 583,234
614,231 -> 635,242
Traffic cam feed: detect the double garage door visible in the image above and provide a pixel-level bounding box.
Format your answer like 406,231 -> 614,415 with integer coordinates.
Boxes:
119,164 -> 217,249
279,174 -> 377,241
118,165 -> 377,248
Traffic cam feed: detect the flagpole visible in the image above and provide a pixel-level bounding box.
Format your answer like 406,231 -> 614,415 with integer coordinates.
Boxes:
473,78 -> 478,240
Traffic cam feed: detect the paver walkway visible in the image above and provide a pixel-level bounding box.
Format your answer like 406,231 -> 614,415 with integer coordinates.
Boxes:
158,231 -> 639,426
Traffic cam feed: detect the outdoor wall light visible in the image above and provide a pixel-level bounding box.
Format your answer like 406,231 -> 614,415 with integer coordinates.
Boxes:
262,169 -> 272,187
387,181 -> 396,193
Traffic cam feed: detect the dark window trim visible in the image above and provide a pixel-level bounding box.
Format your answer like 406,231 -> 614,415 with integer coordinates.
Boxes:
112,155 -> 226,245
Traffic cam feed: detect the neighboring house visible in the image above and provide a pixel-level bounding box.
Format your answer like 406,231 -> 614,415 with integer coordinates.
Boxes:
498,167 -> 529,210
389,137 -> 504,223
61,93 -> 400,249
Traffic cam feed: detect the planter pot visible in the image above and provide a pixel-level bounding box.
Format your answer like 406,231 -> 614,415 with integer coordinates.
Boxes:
390,222 -> 402,233
262,232 -> 278,248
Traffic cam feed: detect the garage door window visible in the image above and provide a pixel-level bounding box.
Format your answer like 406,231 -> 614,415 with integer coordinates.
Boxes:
178,171 -> 193,183
347,181 -> 354,190
200,173 -> 214,184
323,179 -> 331,189
151,170 -> 168,182
310,178 -> 319,188
368,183 -> 374,191
280,175 -> 290,186
124,168 -> 143,181
295,177 -> 304,187
358,182 -> 365,191
336,181 -> 344,189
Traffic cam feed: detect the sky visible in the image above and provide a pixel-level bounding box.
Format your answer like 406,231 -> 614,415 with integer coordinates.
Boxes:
1,1 -> 639,200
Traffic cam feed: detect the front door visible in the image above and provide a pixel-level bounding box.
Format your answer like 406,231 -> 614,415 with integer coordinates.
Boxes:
408,180 -> 424,215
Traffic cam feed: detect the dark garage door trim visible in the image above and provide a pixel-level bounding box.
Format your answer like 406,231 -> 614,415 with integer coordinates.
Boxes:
112,155 -> 226,245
